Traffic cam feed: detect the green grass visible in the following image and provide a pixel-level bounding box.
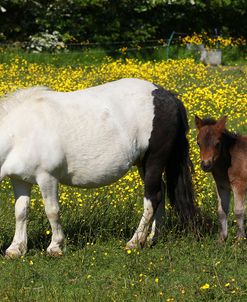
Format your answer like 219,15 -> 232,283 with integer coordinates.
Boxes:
0,45 -> 246,67
0,180 -> 247,301
0,48 -> 109,67
0,235 -> 246,301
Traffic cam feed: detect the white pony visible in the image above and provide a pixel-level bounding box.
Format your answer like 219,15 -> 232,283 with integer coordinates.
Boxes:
0,78 -> 195,258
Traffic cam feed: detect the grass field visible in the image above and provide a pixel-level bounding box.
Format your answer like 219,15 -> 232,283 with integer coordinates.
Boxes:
0,57 -> 246,301
0,45 -> 246,67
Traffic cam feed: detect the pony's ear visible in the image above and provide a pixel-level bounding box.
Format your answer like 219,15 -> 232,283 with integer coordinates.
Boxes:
216,116 -> 227,132
195,115 -> 203,130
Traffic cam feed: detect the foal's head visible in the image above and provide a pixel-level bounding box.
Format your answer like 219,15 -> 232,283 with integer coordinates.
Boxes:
195,116 -> 227,172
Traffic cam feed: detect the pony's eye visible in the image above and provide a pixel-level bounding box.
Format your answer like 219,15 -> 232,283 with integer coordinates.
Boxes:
197,141 -> 200,146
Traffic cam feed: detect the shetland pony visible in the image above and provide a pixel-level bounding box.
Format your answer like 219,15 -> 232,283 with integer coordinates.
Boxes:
0,78 -> 195,258
195,116 -> 247,242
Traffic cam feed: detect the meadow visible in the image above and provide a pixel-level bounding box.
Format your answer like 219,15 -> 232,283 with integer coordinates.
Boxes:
0,57 -> 246,301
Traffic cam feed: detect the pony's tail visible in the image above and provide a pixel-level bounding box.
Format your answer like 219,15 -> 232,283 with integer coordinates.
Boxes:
165,99 -> 196,221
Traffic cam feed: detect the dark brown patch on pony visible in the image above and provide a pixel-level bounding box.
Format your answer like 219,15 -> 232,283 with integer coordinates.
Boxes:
140,86 -> 196,221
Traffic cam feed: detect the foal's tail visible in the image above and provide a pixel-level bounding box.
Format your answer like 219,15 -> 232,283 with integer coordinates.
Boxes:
165,99 -> 196,221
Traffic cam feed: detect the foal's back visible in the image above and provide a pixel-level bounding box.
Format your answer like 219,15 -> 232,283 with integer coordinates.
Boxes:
228,135 -> 247,183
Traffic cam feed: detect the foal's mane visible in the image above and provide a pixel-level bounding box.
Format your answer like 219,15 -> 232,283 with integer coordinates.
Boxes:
201,117 -> 240,147
0,86 -> 52,119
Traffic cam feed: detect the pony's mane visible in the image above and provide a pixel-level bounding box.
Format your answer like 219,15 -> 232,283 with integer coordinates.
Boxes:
0,86 -> 53,118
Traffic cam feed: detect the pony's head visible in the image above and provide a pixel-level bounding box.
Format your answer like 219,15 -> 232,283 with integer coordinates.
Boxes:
195,116 -> 227,172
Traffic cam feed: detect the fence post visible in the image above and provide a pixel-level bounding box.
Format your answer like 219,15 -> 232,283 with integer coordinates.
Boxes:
166,31 -> 176,59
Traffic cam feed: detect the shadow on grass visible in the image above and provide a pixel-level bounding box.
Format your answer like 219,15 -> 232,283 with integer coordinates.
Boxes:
0,179 -> 223,257
1,208 -> 220,256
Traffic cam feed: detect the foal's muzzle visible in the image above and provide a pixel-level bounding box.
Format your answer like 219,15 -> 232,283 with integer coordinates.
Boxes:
201,160 -> 213,172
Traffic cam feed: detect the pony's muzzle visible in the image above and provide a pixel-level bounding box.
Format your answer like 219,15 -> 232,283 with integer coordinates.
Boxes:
201,160 -> 213,172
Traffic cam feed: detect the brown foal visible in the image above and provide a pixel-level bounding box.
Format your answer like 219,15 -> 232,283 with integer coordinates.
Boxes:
195,116 -> 247,242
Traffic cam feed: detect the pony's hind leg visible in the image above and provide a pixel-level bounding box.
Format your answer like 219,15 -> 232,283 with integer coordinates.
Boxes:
147,181 -> 165,246
147,195 -> 164,246
126,163 -> 164,249
37,173 -> 65,256
5,179 -> 32,258
232,181 -> 246,240
136,166 -> 165,246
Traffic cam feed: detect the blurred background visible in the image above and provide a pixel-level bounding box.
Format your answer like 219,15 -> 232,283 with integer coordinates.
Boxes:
0,0 -> 246,65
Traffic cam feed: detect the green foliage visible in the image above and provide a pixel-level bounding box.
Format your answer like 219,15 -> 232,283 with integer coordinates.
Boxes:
0,0 -> 246,45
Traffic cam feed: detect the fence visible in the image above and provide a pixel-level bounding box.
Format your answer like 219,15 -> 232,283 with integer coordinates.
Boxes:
0,32 -> 187,59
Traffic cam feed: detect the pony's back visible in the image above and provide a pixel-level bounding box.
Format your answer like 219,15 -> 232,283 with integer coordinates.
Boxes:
0,86 -> 52,119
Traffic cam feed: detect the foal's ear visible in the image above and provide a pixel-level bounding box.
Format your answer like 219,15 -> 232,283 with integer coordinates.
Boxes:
216,116 -> 227,132
195,115 -> 203,130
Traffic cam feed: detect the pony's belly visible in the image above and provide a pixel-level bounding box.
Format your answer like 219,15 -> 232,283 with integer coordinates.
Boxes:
58,133 -> 142,188
59,164 -> 131,188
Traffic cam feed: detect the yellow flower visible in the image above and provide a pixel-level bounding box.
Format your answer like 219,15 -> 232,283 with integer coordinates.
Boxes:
200,283 -> 210,290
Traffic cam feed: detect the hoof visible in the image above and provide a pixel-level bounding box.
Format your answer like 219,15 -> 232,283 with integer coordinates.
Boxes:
236,235 -> 246,243
218,238 -> 225,245
125,240 -> 143,250
47,247 -> 63,257
218,233 -> 227,245
146,237 -> 157,248
5,249 -> 22,259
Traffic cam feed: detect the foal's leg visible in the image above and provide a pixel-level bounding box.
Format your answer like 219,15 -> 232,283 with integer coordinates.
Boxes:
216,185 -> 230,243
126,165 -> 163,249
232,182 -> 246,240
5,179 -> 32,258
37,173 -> 65,256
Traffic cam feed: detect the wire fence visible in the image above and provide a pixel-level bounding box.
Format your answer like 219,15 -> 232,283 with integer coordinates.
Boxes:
0,31 -> 245,67
0,32 -> 188,59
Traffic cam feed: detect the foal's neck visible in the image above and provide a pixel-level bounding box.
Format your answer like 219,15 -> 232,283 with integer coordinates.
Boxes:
212,130 -> 238,179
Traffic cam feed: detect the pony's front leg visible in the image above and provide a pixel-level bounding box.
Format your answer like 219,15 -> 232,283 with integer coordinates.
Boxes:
37,173 -> 65,256
216,185 -> 230,243
232,182 -> 246,241
6,179 -> 32,258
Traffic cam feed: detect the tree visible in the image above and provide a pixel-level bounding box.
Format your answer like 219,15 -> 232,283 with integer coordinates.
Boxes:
0,0 -> 246,44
